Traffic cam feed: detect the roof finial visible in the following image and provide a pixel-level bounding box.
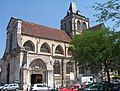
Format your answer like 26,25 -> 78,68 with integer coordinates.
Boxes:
66,0 -> 80,16
69,1 -> 79,14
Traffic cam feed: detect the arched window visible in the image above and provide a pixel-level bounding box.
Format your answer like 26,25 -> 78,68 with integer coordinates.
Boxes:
77,20 -> 80,30
82,22 -> 87,30
54,60 -> 60,74
55,45 -> 64,55
68,48 -> 73,56
40,42 -> 50,53
23,40 -> 35,51
66,61 -> 74,74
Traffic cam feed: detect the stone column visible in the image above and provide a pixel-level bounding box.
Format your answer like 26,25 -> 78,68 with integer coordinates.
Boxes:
27,70 -> 31,91
22,69 -> 28,91
47,70 -> 54,88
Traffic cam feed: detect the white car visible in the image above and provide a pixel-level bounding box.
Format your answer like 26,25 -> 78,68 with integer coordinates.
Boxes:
0,83 -> 5,90
30,83 -> 51,91
3,83 -> 19,91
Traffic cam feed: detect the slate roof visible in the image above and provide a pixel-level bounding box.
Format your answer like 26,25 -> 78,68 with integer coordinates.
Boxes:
21,20 -> 71,43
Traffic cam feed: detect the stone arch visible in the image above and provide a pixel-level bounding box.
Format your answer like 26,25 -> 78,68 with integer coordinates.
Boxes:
23,40 -> 35,52
29,59 -> 47,71
29,59 -> 47,84
55,45 -> 64,55
40,42 -> 51,53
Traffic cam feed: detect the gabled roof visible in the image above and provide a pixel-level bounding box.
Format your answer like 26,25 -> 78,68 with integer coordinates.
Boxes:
21,20 -> 71,43
87,23 -> 105,31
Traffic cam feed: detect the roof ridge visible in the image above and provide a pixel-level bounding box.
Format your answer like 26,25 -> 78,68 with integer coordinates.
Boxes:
20,18 -> 71,42
21,19 -> 59,30
21,18 -> 69,34
88,23 -> 104,30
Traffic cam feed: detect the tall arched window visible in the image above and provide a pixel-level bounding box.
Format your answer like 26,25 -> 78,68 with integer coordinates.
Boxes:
77,20 -> 80,30
68,48 -> 73,56
23,40 -> 35,51
40,42 -> 50,53
54,60 -> 60,74
66,61 -> 74,74
82,22 -> 87,30
55,45 -> 64,55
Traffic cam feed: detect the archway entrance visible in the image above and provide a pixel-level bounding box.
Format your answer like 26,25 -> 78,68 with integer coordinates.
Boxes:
29,59 -> 47,85
31,74 -> 42,84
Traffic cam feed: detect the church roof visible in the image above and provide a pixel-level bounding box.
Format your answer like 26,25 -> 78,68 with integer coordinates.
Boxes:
87,23 -> 105,31
21,20 -> 71,43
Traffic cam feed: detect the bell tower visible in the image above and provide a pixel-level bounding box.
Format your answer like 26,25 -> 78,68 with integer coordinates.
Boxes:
61,1 -> 90,36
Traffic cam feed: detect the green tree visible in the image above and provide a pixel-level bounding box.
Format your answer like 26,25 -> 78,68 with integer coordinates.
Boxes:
70,29 -> 120,81
93,0 -> 120,28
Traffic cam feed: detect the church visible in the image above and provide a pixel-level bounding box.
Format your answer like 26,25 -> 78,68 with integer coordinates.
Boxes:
0,1 -> 104,91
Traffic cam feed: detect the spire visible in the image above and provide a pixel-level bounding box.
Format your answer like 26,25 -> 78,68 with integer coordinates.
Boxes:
67,1 -> 80,16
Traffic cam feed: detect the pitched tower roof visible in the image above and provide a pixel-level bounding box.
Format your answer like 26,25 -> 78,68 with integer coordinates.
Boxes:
67,1 -> 80,16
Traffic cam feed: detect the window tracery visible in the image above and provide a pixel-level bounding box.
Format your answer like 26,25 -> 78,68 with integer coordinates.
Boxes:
66,61 -> 74,74
23,40 -> 35,51
53,60 -> 60,74
55,45 -> 64,55
40,42 -> 50,53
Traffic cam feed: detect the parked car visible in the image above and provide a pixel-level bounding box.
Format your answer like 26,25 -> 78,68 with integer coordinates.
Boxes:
30,83 -> 51,91
110,83 -> 120,91
2,83 -> 19,91
0,83 -> 5,90
112,79 -> 120,84
72,84 -> 81,91
81,82 -> 110,91
59,87 -> 72,91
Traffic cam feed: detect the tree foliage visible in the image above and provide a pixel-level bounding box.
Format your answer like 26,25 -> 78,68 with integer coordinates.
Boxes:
93,0 -> 120,28
70,29 -> 120,81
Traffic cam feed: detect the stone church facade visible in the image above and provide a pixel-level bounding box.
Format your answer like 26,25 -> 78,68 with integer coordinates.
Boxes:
0,1 -> 103,91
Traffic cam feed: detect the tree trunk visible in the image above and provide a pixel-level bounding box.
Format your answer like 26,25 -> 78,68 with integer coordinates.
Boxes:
104,60 -> 110,82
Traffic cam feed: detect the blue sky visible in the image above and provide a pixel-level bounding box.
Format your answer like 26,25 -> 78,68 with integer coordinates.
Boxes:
0,0 -> 119,58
